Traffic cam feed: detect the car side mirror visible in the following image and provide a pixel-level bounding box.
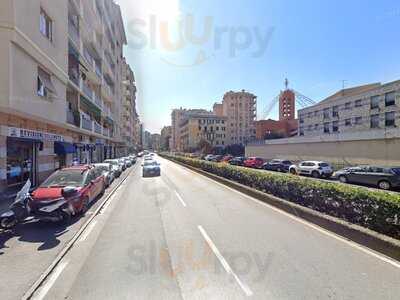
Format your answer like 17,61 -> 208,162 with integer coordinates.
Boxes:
62,186 -> 78,198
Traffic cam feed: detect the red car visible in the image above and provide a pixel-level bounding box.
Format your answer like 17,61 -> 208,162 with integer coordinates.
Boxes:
243,157 -> 265,169
221,155 -> 234,163
31,165 -> 106,220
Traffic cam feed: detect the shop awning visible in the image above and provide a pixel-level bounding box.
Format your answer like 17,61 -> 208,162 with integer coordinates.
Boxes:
54,141 -> 76,155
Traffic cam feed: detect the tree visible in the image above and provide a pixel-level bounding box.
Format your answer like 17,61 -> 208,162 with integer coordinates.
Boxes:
197,139 -> 212,154
224,144 -> 245,156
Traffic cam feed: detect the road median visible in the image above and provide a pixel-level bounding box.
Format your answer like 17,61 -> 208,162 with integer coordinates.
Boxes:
161,154 -> 400,262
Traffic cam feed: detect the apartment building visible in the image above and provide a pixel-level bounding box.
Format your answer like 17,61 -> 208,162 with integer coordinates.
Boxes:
160,125 -> 172,151
171,108 -> 212,151
298,80 -> 400,137
0,0 -> 138,195
180,114 -> 228,152
214,90 -> 257,145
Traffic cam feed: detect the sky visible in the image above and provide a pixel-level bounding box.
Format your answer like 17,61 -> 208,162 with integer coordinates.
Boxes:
116,0 -> 400,133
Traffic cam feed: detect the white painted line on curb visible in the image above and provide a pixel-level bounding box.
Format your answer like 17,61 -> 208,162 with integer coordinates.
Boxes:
78,221 -> 97,242
175,190 -> 187,207
198,225 -> 253,297
31,260 -> 69,300
176,161 -> 400,270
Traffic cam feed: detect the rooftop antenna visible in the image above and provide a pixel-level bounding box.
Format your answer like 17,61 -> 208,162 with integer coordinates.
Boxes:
284,78 -> 289,90
341,80 -> 348,96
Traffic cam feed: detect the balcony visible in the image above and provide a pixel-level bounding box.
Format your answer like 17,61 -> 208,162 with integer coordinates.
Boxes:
67,109 -> 80,127
103,127 -> 110,137
94,121 -> 102,134
95,61 -> 102,79
81,114 -> 93,131
81,80 -> 94,100
94,93 -> 102,108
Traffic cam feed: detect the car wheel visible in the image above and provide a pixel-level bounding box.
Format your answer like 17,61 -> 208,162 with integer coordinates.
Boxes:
290,168 -> 297,175
277,167 -> 282,172
311,171 -> 320,178
339,175 -> 348,183
378,180 -> 391,190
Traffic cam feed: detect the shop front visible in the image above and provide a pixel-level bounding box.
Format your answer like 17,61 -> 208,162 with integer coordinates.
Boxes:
54,141 -> 76,169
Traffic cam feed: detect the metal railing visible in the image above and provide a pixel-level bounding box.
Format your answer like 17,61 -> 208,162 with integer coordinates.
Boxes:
103,127 -> 110,137
68,21 -> 80,47
81,80 -> 93,100
81,114 -> 93,131
94,121 -> 102,134
94,93 -> 102,108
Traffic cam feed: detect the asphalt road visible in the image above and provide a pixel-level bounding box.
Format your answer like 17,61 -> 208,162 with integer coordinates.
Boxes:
2,156 -> 400,300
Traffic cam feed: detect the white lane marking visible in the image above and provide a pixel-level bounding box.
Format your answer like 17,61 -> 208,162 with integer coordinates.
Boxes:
32,260 -> 69,300
198,225 -> 253,297
78,220 -> 97,242
173,160 -> 400,270
175,190 -> 187,207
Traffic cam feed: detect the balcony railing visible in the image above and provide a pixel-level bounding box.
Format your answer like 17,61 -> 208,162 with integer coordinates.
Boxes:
81,114 -> 93,131
81,80 -> 93,100
94,121 -> 102,134
94,93 -> 102,108
95,62 -> 102,78
67,109 -> 80,127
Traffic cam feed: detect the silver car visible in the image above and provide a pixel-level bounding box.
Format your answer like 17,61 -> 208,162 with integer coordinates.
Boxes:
94,163 -> 114,187
289,161 -> 333,178
142,160 -> 161,177
104,159 -> 122,177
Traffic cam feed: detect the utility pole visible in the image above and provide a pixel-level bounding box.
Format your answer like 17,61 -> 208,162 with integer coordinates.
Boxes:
341,80 -> 348,96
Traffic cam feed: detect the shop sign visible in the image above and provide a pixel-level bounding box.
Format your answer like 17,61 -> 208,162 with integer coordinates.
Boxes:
8,127 -> 64,142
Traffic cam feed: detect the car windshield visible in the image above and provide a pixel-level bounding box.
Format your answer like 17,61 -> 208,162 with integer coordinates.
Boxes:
391,168 -> 400,175
40,170 -> 85,187
96,165 -> 109,172
144,161 -> 158,166
319,163 -> 330,167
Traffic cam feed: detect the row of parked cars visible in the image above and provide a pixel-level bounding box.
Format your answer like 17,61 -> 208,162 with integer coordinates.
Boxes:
202,154 -> 400,190
28,155 -> 137,223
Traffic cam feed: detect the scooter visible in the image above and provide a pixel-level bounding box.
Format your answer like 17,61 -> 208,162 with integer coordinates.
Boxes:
0,180 -> 32,230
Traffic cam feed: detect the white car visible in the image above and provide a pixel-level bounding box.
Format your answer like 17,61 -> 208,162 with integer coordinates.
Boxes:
289,161 -> 333,178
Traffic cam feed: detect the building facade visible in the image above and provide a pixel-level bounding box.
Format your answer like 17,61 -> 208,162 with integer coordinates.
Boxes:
214,90 -> 257,145
160,125 -> 172,151
0,0 -> 138,195
179,114 -> 228,152
298,81 -> 400,137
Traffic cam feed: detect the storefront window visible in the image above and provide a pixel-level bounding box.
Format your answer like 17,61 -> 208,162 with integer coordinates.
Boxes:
7,138 -> 35,187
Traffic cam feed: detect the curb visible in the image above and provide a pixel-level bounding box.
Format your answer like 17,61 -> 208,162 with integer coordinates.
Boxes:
164,156 -> 400,262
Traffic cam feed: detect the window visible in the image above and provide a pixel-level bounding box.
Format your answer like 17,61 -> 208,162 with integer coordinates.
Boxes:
308,125 -> 313,131
370,114 -> 380,128
385,111 -> 395,127
40,9 -> 52,41
385,91 -> 396,107
324,122 -> 330,133
371,95 -> 380,109
307,112 -> 312,118
323,108 -> 330,119
314,124 -> 319,131
355,116 -> 362,125
345,119 -> 351,126
314,110 -> 318,117
355,99 -> 362,107
332,106 -> 339,117
345,102 -> 351,110
37,67 -> 56,97
332,121 -> 339,132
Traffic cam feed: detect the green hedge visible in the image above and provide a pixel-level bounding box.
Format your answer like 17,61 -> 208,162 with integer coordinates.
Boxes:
162,154 -> 400,239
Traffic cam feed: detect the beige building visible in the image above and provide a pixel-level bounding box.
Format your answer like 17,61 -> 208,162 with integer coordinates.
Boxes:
214,90 -> 257,145
0,0 -> 138,194
298,80 -> 400,137
180,114 -> 228,152
171,108 -> 212,151
160,125 -> 172,151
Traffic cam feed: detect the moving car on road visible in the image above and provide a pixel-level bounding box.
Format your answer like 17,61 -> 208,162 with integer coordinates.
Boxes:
31,165 -> 106,221
289,161 -> 333,178
104,159 -> 123,178
94,163 -> 114,187
263,159 -> 293,173
243,157 -> 265,169
142,160 -> 161,177
333,166 -> 400,190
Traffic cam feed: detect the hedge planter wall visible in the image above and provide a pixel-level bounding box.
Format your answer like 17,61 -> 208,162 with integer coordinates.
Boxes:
162,154 -> 400,239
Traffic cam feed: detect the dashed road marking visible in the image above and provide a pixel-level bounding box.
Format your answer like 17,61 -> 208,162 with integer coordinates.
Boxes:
175,190 -> 187,207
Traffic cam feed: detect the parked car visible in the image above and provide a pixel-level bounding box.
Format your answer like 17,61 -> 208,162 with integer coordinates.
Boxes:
210,155 -> 224,162
263,159 -> 293,172
94,163 -> 114,187
229,157 -> 246,166
31,165 -> 106,218
289,161 -> 333,178
142,160 -> 161,177
204,154 -> 215,161
221,155 -> 234,163
117,158 -> 127,170
243,157 -> 265,169
122,157 -> 132,168
104,159 -> 123,177
333,166 -> 400,190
